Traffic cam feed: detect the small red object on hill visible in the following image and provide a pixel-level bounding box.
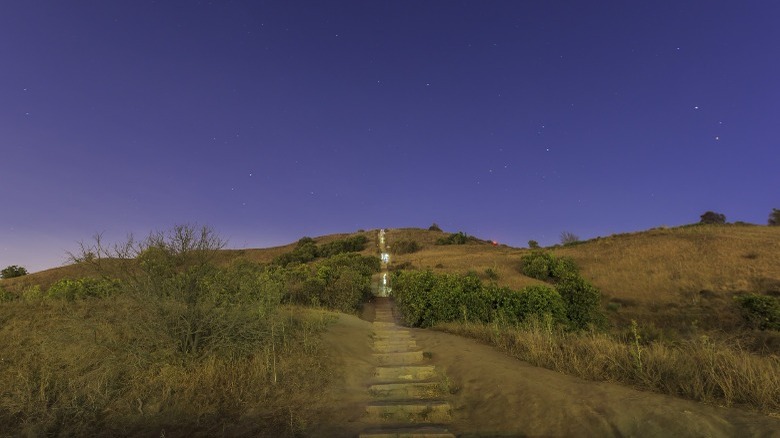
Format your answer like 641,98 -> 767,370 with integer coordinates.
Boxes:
491,240 -> 498,246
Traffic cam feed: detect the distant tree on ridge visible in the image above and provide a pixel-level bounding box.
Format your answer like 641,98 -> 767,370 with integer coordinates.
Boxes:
769,208 -> 780,226
700,211 -> 726,225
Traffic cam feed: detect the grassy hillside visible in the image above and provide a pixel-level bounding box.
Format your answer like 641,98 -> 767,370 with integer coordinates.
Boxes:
387,225 -> 780,342
0,230 -> 378,295
2,224 -> 779,420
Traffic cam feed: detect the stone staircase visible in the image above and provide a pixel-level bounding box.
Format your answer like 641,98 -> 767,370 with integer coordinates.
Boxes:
360,298 -> 456,438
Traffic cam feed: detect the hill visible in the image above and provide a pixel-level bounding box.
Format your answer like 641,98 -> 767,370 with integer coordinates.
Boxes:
4,224 -> 779,337
385,225 -> 780,343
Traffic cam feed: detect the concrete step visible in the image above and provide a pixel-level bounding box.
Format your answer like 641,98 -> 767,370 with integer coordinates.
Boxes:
369,382 -> 442,399
373,350 -> 424,366
374,366 -> 437,381
359,426 -> 455,438
373,321 -> 398,328
365,401 -> 452,423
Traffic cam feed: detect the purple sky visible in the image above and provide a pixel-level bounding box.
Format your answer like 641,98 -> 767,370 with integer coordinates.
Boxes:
2,1 -> 779,273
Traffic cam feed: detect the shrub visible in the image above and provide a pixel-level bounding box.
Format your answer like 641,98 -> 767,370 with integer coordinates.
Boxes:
428,223 -> 442,232
46,278 -> 122,301
318,235 -> 369,257
0,286 -> 14,302
560,231 -> 580,245
281,253 -> 379,313
528,240 -> 540,249
556,274 -> 604,330
1,265 -> 28,279
274,237 -> 319,266
484,268 -> 499,281
393,270 -> 570,329
700,211 -> 726,224
769,208 -> 780,226
392,239 -> 421,255
734,294 -> 780,330
520,252 -> 578,281
436,231 -> 468,245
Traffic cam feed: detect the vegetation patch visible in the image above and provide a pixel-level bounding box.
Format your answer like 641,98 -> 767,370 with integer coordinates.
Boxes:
734,294 -> 780,330
392,239 -> 421,255
436,320 -> 780,414
0,225 -> 378,436
435,231 -> 469,245
392,261 -> 602,331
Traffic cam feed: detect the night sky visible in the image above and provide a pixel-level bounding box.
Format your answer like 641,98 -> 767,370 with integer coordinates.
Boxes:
2,1 -> 779,273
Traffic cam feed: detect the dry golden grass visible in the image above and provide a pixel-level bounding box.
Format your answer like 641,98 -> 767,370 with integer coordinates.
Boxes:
437,320 -> 780,415
552,225 -> 780,304
0,298 -> 339,437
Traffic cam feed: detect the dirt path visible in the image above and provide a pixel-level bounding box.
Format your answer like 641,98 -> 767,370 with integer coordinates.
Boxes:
310,301 -> 780,437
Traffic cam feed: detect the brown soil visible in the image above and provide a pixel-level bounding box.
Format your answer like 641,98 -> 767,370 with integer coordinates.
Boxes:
309,300 -> 780,437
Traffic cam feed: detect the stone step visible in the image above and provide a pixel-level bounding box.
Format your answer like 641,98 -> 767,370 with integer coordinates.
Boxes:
365,401 -> 452,423
374,366 -> 437,381
373,330 -> 412,339
359,426 -> 455,438
373,341 -> 418,353
373,321 -> 398,328
369,382 -> 442,399
374,350 -> 424,366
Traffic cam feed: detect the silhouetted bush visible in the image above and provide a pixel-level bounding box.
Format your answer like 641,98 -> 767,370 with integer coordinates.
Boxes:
1,265 -> 28,279
428,223 -> 442,232
560,231 -> 580,245
393,239 -> 420,255
528,240 -> 540,249
769,208 -> 780,226
700,211 -> 726,224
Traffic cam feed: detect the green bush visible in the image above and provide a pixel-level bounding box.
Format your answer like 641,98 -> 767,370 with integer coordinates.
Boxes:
318,235 -> 369,257
520,252 -> 578,281
1,265 -> 28,279
393,239 -> 421,255
46,278 -> 122,301
436,231 -> 469,245
528,240 -> 540,249
274,235 -> 368,266
556,274 -> 604,330
273,237 -> 319,266
280,253 -> 379,313
734,294 -> 780,330
393,271 -> 568,329
0,286 -> 14,302
428,223 -> 442,232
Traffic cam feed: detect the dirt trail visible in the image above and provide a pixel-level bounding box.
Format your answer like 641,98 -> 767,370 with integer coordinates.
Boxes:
310,302 -> 780,437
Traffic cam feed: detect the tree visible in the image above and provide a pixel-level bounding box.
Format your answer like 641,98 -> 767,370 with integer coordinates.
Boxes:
560,231 -> 580,245
700,211 -> 726,224
769,208 -> 780,226
528,240 -> 540,249
1,265 -> 28,279
428,223 -> 442,232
